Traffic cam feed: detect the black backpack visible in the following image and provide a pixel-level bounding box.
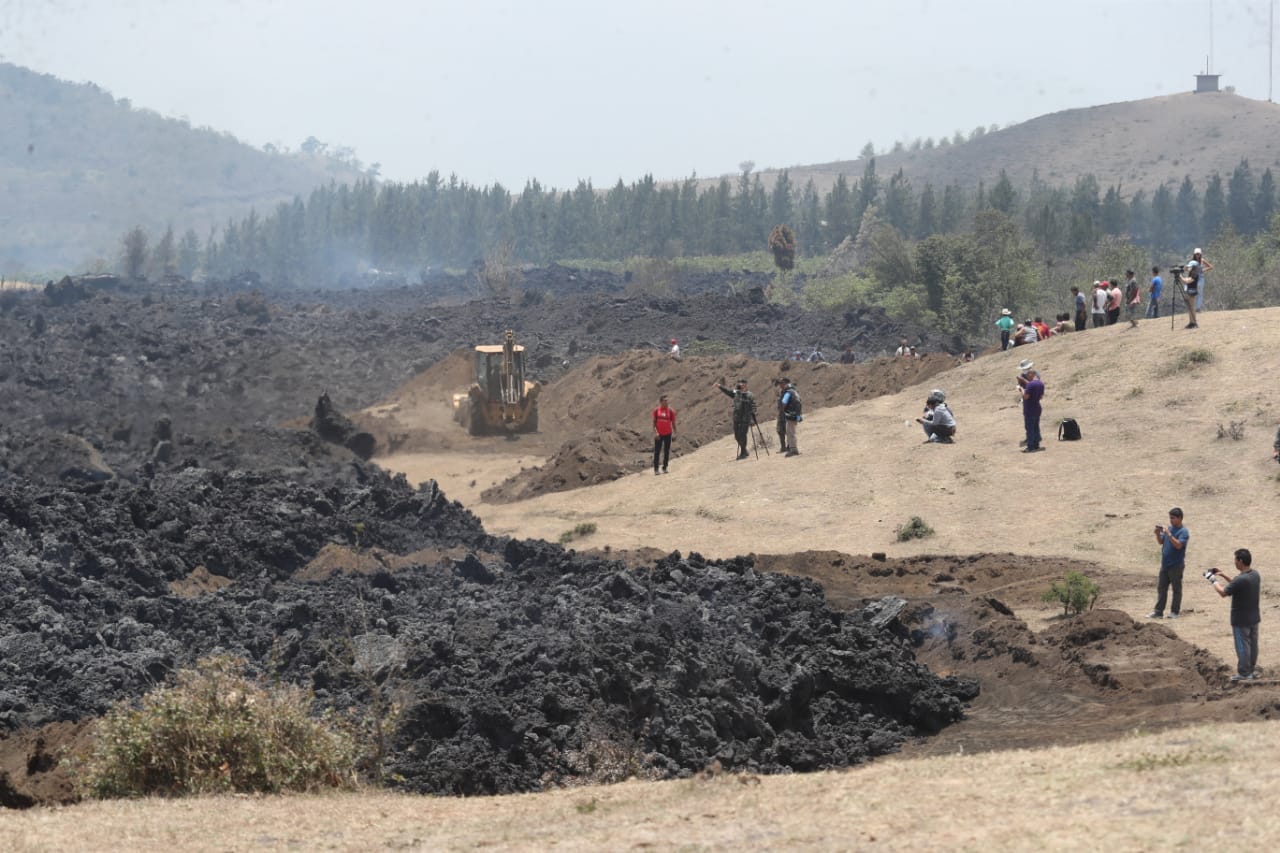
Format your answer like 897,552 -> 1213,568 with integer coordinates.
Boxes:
1058,418 -> 1081,441
783,388 -> 802,418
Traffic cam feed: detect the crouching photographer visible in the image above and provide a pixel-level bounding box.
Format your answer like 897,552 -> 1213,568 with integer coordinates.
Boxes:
916,392 -> 956,444
1205,549 -> 1262,682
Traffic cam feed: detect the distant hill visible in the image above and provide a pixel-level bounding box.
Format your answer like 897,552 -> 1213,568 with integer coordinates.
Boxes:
728,92 -> 1280,196
0,62 -> 365,274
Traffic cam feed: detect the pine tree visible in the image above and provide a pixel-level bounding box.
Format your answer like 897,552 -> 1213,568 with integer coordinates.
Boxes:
1202,173 -> 1227,241
1174,176 -> 1199,249
989,170 -> 1017,215
1227,159 -> 1256,235
1257,169 -> 1277,233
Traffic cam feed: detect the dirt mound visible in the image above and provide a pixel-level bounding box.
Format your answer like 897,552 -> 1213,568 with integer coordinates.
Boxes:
369,349 -> 957,503
481,425 -> 646,502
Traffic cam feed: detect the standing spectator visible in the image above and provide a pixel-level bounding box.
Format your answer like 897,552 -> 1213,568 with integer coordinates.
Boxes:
1192,248 -> 1213,312
1206,548 -> 1261,681
996,308 -> 1015,351
1091,281 -> 1108,328
1105,279 -> 1123,325
652,394 -> 676,474
779,379 -> 802,457
1017,360 -> 1044,453
668,338 -> 681,360
1149,508 -> 1189,619
1071,287 -> 1088,333
715,377 -> 756,460
1146,267 -> 1163,319
1179,262 -> 1201,328
839,344 -> 856,364
1124,270 -> 1141,327
773,378 -> 790,454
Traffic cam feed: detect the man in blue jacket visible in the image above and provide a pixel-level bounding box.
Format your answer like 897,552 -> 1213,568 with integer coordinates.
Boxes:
1149,507 -> 1189,619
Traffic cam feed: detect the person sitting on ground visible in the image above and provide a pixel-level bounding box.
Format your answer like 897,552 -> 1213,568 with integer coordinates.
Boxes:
1017,320 -> 1038,346
1033,317 -> 1052,340
917,392 -> 956,443
668,338 -> 681,360
895,338 -> 912,357
839,344 -> 856,364
807,345 -> 824,363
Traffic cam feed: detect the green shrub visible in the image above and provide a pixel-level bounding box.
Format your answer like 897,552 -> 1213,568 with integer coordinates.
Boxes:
559,521 -> 598,544
1160,348 -> 1214,376
1041,571 -> 1100,616
75,656 -> 357,798
895,516 -> 934,542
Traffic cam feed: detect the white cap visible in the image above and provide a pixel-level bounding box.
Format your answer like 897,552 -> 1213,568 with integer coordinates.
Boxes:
1193,247 -> 1202,255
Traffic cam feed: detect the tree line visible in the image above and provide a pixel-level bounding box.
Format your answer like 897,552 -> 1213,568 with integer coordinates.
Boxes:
114,157 -> 1273,289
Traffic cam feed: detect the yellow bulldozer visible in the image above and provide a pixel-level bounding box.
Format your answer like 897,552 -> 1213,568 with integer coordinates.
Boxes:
452,330 -> 541,435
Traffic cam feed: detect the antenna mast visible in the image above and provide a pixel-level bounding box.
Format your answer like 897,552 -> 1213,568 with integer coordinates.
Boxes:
1209,0 -> 1214,73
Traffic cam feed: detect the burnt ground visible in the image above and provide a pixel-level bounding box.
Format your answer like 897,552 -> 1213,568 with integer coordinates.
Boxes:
2,272 -> 1274,809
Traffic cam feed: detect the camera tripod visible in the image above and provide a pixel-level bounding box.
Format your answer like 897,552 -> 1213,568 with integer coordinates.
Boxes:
749,412 -> 771,459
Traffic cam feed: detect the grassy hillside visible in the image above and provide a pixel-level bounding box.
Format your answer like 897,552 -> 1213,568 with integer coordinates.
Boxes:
0,62 -> 364,274
729,92 -> 1280,196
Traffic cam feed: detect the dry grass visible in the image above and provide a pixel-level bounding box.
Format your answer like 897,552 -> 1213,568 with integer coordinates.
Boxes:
714,92 -> 1280,198
6,721 -> 1278,850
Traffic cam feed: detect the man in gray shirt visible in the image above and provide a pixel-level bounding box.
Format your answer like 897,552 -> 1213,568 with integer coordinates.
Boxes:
1207,548 -> 1262,681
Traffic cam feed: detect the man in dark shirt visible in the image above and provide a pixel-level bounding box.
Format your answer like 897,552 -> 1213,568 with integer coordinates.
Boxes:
1207,548 -> 1262,681
715,377 -> 757,460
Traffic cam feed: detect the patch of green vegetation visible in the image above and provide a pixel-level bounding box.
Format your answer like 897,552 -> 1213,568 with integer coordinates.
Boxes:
1114,749 -> 1226,772
1041,571 -> 1100,616
558,522 -> 599,544
895,516 -> 934,542
73,656 -> 357,798
1159,348 -> 1214,376
560,252 -> 826,278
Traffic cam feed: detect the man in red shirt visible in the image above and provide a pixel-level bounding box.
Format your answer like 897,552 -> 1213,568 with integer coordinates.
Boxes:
652,394 -> 676,474
1106,279 -> 1123,325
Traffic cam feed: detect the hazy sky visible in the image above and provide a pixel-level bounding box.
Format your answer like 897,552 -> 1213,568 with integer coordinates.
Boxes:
2,0 -> 1275,189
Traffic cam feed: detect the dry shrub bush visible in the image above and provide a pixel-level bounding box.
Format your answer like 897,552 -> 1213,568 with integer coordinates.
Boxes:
895,516 -> 934,542
75,655 -> 357,798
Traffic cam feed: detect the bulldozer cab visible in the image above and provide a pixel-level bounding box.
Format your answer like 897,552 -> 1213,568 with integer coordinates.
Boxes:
454,329 -> 540,435
474,331 -> 527,405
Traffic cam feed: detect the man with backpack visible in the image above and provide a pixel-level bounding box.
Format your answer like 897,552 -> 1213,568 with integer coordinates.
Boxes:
779,378 -> 802,457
